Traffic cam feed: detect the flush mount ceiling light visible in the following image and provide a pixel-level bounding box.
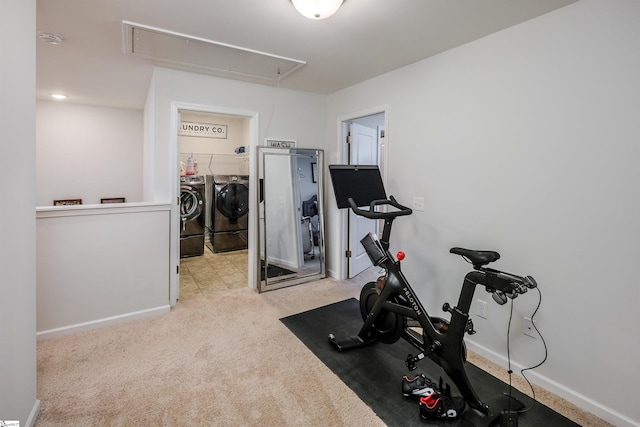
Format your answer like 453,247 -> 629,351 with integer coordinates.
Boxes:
51,94 -> 67,100
291,0 -> 344,19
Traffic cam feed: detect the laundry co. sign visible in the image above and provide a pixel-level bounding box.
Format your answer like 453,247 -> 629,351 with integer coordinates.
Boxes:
180,121 -> 227,139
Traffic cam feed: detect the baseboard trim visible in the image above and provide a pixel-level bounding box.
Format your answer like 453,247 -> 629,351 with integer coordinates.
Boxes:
327,268 -> 339,279
36,305 -> 171,340
466,340 -> 639,427
26,399 -> 40,427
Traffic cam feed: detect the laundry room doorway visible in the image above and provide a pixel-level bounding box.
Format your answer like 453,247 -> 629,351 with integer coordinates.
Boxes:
170,103 -> 259,305
338,108 -> 387,279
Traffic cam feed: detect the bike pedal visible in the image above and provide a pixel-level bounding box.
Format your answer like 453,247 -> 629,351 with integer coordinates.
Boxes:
405,354 -> 417,371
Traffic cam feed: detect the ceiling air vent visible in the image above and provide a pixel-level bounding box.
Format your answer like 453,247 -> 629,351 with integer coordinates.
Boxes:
122,21 -> 305,83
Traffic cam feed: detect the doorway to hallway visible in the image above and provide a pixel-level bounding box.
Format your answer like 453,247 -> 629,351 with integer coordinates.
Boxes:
340,109 -> 386,279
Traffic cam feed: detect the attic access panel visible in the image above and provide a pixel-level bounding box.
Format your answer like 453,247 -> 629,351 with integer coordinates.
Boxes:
122,21 -> 305,82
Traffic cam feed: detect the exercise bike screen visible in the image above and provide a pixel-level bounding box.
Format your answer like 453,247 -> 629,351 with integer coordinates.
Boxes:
329,165 -> 387,209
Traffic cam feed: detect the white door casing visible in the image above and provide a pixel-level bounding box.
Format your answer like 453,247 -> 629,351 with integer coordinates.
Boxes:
348,122 -> 379,278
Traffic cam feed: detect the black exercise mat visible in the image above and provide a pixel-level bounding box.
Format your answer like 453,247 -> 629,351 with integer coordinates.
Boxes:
281,298 -> 579,427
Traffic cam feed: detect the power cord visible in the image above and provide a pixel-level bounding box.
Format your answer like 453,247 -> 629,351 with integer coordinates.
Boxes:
506,298 -> 515,408
500,287 -> 548,427
520,287 -> 548,401
504,286 -> 548,413
499,299 -> 520,426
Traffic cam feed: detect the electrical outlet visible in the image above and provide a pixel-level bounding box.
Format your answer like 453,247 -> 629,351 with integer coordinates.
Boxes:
524,317 -> 536,338
477,300 -> 488,319
412,196 -> 425,212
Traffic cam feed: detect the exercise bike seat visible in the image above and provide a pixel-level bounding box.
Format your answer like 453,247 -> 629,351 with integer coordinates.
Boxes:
450,247 -> 500,267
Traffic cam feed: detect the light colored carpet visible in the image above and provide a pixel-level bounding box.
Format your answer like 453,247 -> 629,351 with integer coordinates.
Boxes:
36,277 -> 609,426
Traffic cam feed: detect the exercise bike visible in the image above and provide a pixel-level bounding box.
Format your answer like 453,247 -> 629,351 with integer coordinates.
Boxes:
327,165 -> 538,424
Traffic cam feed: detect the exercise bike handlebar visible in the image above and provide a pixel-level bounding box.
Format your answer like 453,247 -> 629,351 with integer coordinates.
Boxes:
347,195 -> 413,219
475,266 -> 538,304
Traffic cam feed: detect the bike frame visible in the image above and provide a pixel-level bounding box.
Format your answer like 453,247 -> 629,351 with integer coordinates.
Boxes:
360,233 -> 491,413
327,190 -> 535,419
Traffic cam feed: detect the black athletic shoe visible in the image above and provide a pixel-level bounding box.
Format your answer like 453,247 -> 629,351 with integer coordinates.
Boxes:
402,373 -> 437,398
418,391 -> 466,420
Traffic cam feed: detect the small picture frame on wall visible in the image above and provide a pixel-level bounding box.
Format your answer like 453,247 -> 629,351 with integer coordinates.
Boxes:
311,163 -> 318,183
53,199 -> 82,206
101,197 -> 126,204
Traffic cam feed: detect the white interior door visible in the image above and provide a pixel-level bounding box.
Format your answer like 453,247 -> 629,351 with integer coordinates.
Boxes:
348,122 -> 379,278
174,109 -> 182,303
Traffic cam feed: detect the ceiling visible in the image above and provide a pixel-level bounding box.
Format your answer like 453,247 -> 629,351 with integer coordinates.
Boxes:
36,0 -> 578,110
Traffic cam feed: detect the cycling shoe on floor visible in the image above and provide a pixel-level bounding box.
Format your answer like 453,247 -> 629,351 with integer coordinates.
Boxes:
402,373 -> 437,398
419,391 -> 466,420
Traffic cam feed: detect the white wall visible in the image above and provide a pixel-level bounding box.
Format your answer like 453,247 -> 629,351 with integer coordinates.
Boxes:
326,1 -> 639,425
143,76 -> 156,202
35,204 -> 171,337
34,102 -> 170,338
36,101 -> 143,206
0,0 -> 40,425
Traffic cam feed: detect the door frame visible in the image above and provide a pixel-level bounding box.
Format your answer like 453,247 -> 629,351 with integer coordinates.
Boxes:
336,105 -> 388,280
169,102 -> 259,306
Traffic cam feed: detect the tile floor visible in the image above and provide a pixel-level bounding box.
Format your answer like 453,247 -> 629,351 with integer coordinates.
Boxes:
179,247 -> 248,301
179,244 -> 325,301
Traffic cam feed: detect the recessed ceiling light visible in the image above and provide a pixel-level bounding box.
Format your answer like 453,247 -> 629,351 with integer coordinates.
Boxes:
38,32 -> 64,45
51,94 -> 67,100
